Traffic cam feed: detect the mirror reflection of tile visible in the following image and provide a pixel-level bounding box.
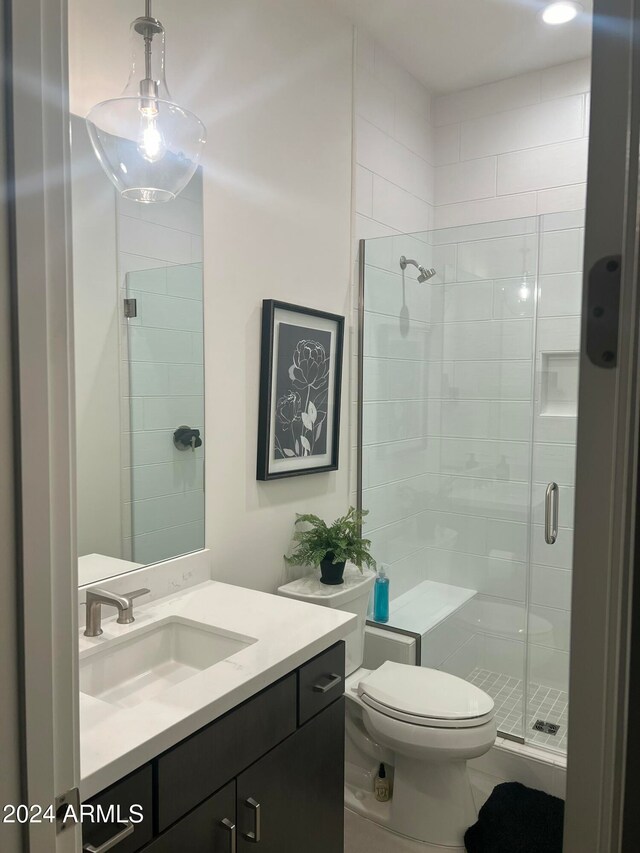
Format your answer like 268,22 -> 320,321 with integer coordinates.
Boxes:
120,172 -> 205,566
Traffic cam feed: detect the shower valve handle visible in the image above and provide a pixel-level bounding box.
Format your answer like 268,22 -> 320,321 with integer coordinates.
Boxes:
173,425 -> 202,452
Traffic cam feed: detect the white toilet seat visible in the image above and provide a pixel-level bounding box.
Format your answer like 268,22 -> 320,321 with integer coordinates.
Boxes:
360,692 -> 495,728
361,700 -> 497,761
357,660 -> 495,729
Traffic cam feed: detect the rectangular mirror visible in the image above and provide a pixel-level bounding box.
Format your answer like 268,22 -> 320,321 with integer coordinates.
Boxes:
70,114 -> 205,587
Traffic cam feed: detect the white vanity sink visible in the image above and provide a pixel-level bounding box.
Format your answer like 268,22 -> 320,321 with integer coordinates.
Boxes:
79,617 -> 256,708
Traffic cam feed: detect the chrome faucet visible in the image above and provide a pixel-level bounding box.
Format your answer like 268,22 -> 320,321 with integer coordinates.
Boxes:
84,587 -> 150,637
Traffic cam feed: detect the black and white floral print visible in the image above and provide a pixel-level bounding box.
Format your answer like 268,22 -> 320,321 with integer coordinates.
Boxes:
273,324 -> 331,460
289,340 -> 330,391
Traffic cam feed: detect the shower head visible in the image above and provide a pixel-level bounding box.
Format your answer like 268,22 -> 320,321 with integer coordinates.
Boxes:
400,255 -> 437,283
417,266 -> 436,283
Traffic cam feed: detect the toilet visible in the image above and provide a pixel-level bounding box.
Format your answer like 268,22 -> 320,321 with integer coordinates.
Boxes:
278,565 -> 496,849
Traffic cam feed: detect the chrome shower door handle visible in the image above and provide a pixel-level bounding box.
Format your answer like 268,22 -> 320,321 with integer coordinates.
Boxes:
545,482 -> 559,545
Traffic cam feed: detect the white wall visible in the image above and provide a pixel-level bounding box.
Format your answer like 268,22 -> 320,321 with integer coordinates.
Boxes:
432,58 -> 590,227
352,30 -> 440,567
352,52 -> 591,269
69,0 -> 356,593
354,30 -> 434,240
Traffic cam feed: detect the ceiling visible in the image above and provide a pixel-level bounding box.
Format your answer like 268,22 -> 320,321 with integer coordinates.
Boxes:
326,0 -> 592,93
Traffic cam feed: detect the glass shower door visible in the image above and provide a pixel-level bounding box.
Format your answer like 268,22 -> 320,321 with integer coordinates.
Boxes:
432,217 -> 539,745
360,216 -> 541,744
360,211 -> 583,751
523,210 -> 584,752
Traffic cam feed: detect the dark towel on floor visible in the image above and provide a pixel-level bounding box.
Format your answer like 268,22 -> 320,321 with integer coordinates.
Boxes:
464,781 -> 564,853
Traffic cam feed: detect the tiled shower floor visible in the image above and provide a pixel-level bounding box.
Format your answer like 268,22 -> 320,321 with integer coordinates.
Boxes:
468,668 -> 568,752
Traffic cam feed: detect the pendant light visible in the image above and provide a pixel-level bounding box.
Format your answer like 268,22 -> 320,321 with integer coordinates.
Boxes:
86,0 -> 206,204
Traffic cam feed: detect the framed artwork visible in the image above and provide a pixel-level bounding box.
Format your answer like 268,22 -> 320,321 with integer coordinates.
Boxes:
257,300 -> 345,480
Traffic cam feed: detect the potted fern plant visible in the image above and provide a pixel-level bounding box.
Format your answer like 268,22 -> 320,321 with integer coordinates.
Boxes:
285,506 -> 376,585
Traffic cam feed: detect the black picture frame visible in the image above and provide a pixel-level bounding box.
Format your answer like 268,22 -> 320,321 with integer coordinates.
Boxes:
257,299 -> 345,480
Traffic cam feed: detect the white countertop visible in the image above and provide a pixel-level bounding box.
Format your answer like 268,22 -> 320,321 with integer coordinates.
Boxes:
78,553 -> 144,588
80,580 -> 355,799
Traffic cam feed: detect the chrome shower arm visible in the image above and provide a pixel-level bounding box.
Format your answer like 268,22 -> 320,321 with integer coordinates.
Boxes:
400,255 -> 419,271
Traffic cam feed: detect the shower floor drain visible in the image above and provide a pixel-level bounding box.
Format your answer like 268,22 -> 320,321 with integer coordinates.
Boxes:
532,720 -> 560,735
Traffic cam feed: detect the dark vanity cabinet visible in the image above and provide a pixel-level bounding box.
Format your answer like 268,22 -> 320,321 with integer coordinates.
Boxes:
236,699 -> 344,853
144,782 -> 236,852
82,642 -> 345,853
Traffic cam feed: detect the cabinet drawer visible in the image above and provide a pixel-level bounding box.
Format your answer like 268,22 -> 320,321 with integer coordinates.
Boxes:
297,642 -> 345,726
82,765 -> 152,853
157,674 -> 296,831
145,782 -> 235,853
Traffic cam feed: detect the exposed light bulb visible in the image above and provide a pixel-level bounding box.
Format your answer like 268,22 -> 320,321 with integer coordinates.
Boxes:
542,1 -> 582,25
85,0 -> 206,203
138,117 -> 166,162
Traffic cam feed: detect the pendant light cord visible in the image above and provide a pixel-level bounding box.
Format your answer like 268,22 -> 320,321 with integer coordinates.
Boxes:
144,0 -> 153,79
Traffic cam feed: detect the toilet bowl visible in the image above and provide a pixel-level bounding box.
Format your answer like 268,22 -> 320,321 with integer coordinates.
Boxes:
278,566 -> 496,849
345,662 -> 496,847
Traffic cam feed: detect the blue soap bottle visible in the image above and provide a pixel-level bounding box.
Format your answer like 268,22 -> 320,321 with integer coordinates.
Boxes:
373,565 -> 390,623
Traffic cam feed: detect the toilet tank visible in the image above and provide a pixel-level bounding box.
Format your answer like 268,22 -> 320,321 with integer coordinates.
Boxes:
278,565 -> 376,676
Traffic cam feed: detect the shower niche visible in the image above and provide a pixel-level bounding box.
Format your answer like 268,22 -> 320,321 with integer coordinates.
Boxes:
540,352 -> 580,417
357,211 -> 584,753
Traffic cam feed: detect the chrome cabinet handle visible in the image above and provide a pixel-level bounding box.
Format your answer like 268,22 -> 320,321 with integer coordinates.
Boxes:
545,482 -> 559,545
83,821 -> 134,853
312,673 -> 342,694
220,818 -> 237,853
243,797 -> 261,843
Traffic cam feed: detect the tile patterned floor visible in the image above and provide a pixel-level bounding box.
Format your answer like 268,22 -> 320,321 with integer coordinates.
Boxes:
468,668 -> 568,752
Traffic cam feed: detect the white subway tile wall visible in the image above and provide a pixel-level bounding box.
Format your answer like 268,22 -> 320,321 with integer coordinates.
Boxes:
355,35 -> 434,239
432,58 -> 590,229
118,170 -> 205,565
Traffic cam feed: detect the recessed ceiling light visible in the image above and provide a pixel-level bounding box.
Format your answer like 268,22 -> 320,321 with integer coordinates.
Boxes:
541,1 -> 583,25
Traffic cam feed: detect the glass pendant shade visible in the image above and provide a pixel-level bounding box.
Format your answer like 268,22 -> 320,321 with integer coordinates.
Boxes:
86,11 -> 206,203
